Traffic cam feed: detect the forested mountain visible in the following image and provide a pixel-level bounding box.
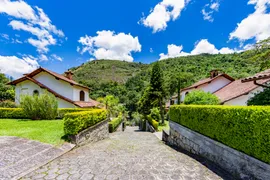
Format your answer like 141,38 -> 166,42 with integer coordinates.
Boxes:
70,60 -> 148,85
71,49 -> 269,114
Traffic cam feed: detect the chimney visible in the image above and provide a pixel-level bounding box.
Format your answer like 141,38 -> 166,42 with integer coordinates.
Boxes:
210,70 -> 219,78
65,71 -> 74,80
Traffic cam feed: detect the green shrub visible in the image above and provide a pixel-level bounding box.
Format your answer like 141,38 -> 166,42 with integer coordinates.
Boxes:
0,108 -> 27,119
169,105 -> 270,163
184,90 -> 220,105
0,100 -> 17,108
147,115 -> 159,131
57,108 -> 94,119
150,107 -> 161,122
64,109 -> 107,135
132,112 -> 142,126
109,115 -> 122,133
20,92 -> 58,120
248,88 -> 270,106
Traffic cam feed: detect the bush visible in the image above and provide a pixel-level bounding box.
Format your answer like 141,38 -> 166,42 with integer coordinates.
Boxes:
109,115 -> 122,133
132,112 -> 142,126
184,90 -> 220,105
64,109 -> 107,135
20,93 -> 58,120
248,88 -> 270,106
147,115 -> 159,131
57,108 -> 94,119
0,100 -> 17,108
0,108 -> 27,119
149,107 -> 161,122
169,105 -> 270,163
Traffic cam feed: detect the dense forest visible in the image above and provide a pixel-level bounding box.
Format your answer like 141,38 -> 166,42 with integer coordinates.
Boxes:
71,47 -> 270,115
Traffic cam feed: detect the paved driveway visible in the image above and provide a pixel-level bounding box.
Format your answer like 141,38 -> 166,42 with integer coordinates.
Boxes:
0,137 -> 73,180
23,127 -> 231,180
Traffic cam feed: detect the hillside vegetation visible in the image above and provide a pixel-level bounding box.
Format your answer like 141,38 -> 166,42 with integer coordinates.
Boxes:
70,60 -> 148,85
71,49 -> 269,114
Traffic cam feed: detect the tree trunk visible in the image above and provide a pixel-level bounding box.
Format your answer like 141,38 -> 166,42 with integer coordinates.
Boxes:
177,78 -> 181,105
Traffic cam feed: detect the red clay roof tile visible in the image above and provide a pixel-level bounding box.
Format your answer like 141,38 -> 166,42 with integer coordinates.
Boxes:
214,79 -> 270,103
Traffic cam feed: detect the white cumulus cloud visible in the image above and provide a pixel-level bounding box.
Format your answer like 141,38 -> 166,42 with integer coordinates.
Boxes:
191,39 -> 220,54
230,0 -> 270,42
0,55 -> 39,78
140,0 -> 188,33
159,39 -> 235,60
0,0 -> 64,53
78,30 -> 141,62
159,44 -> 189,60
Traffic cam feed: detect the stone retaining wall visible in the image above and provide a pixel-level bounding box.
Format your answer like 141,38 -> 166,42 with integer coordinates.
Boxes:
168,121 -> 270,180
69,120 -> 109,146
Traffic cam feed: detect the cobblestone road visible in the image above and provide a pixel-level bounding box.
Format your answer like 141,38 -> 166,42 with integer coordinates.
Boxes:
23,127 -> 231,180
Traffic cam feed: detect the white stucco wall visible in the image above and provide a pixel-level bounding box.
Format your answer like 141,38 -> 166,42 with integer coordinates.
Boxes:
178,76 -> 232,103
73,87 -> 89,101
15,80 -> 43,104
224,86 -> 264,106
58,98 -> 76,108
34,72 -> 74,100
199,76 -> 232,93
14,80 -> 78,108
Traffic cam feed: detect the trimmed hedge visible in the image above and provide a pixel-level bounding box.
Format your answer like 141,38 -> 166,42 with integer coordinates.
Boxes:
0,108 -> 27,119
58,108 -> 94,119
109,115 -> 122,133
64,109 -> 107,135
169,105 -> 270,163
147,115 -> 159,131
0,108 -> 96,119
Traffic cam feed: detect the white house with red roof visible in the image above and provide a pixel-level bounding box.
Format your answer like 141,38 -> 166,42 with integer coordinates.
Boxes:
8,67 -> 99,108
170,70 -> 234,105
170,69 -> 270,106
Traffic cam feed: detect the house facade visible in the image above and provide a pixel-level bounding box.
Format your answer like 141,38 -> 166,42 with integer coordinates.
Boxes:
170,69 -> 270,106
171,70 -> 235,105
8,67 -> 99,108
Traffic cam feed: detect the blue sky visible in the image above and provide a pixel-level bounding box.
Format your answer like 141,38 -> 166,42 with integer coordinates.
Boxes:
0,0 -> 269,78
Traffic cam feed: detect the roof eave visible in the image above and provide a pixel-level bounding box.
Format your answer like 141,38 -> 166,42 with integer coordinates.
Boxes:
180,73 -> 235,92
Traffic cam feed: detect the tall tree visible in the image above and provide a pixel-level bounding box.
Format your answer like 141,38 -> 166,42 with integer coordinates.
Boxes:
0,72 -> 15,102
149,62 -> 166,124
138,86 -> 152,116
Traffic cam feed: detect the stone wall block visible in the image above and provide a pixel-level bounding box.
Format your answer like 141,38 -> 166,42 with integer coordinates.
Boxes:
70,120 -> 109,147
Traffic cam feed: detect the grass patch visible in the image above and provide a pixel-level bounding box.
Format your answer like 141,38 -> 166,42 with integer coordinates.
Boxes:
0,119 -> 65,146
158,120 -> 169,132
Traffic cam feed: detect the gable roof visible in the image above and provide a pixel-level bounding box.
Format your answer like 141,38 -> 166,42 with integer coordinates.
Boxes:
21,76 -> 99,108
181,73 -> 235,91
8,67 -> 89,90
242,69 -> 270,82
214,79 -> 270,103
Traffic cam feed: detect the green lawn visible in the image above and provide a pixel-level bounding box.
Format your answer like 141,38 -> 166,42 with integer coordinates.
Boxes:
158,120 -> 169,132
0,119 -> 65,146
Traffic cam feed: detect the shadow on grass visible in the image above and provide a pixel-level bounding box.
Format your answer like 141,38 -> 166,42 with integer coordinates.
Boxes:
61,134 -> 71,142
